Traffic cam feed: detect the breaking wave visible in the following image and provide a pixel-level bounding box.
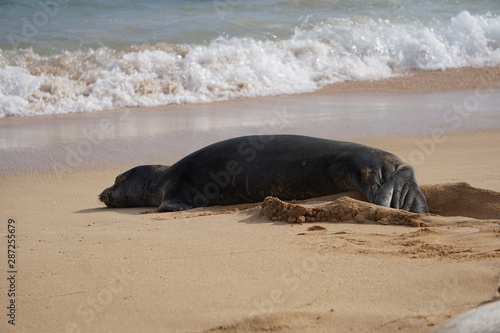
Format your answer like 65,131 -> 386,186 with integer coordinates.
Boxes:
1,11 -> 499,117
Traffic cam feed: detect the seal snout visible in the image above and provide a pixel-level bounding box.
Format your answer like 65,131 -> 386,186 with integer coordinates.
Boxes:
99,188 -> 115,207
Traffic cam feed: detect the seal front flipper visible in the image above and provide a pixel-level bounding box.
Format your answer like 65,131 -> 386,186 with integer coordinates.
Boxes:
156,181 -> 195,212
157,200 -> 193,212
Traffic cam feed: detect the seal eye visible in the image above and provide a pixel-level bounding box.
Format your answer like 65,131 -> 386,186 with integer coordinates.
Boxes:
115,175 -> 127,185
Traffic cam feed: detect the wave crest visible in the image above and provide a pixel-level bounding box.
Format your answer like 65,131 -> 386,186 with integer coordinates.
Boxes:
1,11 -> 499,117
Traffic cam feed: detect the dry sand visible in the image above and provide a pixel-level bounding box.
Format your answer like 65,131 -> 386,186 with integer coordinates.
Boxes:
1,68 -> 500,333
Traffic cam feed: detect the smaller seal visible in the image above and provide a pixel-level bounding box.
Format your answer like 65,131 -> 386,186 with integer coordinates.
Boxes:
99,135 -> 428,213
430,299 -> 500,333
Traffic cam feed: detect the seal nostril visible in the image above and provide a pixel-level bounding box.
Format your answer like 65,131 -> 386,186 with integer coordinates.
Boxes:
99,189 -> 114,207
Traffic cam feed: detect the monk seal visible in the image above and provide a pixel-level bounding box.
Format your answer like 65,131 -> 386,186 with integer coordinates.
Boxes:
99,135 -> 428,213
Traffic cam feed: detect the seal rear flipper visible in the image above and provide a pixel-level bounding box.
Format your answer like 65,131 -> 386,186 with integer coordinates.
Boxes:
366,165 -> 429,214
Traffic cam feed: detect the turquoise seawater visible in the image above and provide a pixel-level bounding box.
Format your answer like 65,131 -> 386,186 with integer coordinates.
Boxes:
1,0 -> 500,116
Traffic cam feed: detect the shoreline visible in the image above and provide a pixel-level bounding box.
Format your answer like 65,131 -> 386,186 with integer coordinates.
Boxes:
317,65 -> 500,95
1,65 -> 500,120
1,129 -> 500,190
2,66 -> 500,174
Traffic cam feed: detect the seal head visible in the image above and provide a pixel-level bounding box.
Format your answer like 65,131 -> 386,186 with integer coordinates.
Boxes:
99,165 -> 168,208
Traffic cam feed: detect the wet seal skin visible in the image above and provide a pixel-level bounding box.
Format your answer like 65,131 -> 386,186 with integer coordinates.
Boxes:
99,135 -> 428,213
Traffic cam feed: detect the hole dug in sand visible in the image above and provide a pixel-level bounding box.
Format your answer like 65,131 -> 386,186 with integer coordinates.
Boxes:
261,182 -> 500,227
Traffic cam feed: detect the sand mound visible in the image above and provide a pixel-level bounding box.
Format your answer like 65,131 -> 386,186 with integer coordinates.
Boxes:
262,196 -> 428,227
421,182 -> 500,219
261,183 -> 500,226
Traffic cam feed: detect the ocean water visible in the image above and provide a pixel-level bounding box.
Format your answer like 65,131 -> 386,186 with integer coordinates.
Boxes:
1,0 -> 500,117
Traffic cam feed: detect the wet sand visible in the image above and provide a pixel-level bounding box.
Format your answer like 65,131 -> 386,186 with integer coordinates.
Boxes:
0,67 -> 499,332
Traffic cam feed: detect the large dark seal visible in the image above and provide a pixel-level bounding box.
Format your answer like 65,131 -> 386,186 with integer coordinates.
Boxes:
99,135 -> 428,213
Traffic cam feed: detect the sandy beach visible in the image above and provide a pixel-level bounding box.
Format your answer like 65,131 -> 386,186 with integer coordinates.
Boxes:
1,67 -> 500,332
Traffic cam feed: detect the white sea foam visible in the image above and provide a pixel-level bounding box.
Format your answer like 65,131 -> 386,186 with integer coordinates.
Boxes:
1,11 -> 499,117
